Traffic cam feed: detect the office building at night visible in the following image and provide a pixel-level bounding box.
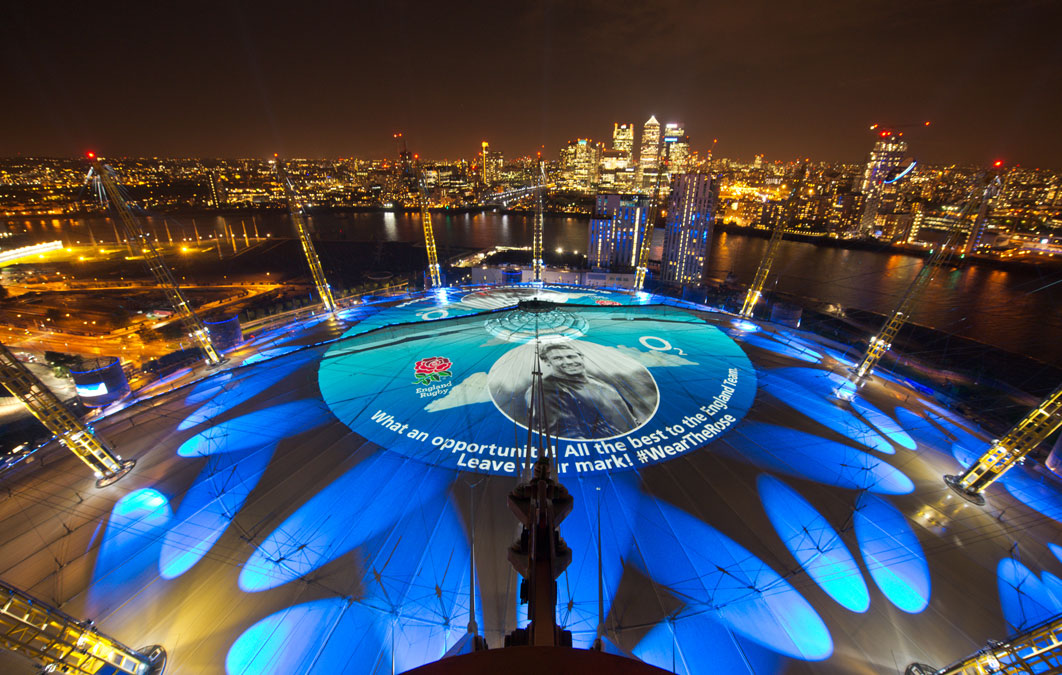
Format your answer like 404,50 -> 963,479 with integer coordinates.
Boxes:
559,138 -> 602,192
661,172 -> 717,284
480,141 -> 503,186
638,115 -> 661,190
588,193 -> 652,269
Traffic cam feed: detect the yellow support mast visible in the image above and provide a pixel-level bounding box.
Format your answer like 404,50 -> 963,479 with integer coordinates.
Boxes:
907,613 -> 1062,675
633,165 -> 669,292
416,161 -> 443,288
275,158 -> 337,313
944,381 -> 1062,505
533,159 -> 545,282
851,176 -> 999,381
0,578 -> 165,674
0,341 -> 133,486
740,196 -> 783,318
88,154 -> 223,366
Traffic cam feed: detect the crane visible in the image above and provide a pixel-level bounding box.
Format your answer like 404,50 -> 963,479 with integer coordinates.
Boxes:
0,340 -> 134,486
851,174 -> 1000,381
275,157 -> 337,314
88,154 -> 223,366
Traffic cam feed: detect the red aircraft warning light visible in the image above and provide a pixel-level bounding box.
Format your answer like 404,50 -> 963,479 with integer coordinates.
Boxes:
86,151 -> 96,160
993,160 -> 1004,168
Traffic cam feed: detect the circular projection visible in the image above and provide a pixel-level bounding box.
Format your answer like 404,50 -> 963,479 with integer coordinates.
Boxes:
319,304 -> 756,476
340,284 -> 650,338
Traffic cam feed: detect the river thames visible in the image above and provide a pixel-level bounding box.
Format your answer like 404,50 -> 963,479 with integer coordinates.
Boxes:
8,211 -> 1062,367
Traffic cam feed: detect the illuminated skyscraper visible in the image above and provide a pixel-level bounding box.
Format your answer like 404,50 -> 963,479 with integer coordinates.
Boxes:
612,123 -> 634,156
559,139 -> 602,192
856,131 -> 908,235
858,132 -> 908,194
481,141 -> 503,186
588,193 -> 651,269
638,115 -> 661,191
662,123 -> 690,176
661,173 -> 717,284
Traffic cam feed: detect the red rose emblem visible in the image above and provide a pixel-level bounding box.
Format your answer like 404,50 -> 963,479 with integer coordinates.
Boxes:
414,357 -> 453,384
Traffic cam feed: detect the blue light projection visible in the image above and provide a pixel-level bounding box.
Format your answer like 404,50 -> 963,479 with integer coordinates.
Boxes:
925,409 -> 987,450
241,346 -> 303,366
739,334 -> 822,364
758,475 -> 870,612
1001,467 -> 1062,525
359,495 -> 476,672
997,558 -> 1061,632
1050,542 -> 1062,565
770,367 -> 915,451
89,489 -> 173,614
176,352 -> 315,431
555,474 -> 637,647
626,494 -> 833,660
1040,571 -> 1062,610
159,443 -> 277,579
761,371 -> 894,455
854,493 -> 930,613
894,407 -> 954,452
848,399 -> 916,450
228,498 -> 477,673
177,400 -> 332,457
184,371 -> 233,405
319,305 -> 756,475
226,598 -> 388,674
239,452 -> 453,592
633,612 -> 781,675
727,422 -> 914,494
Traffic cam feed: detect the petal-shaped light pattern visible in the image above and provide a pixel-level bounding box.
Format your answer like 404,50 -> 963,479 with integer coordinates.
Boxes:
177,400 -> 332,457
177,354 -> 313,431
184,371 -> 234,405
241,346 -> 304,366
854,493 -> 930,613
895,407 -> 953,451
1040,571 -> 1062,610
225,598 -> 389,675
627,494 -> 833,661
1050,542 -> 1062,566
633,612 -> 781,675
997,558 -> 1061,632
555,473 -> 638,646
762,371 -> 893,455
758,475 -> 870,612
361,497 -> 476,672
90,489 -> 173,613
160,443 -> 276,579
848,399 -> 916,450
727,422 -> 914,494
1002,468 -> 1062,524
239,453 -> 453,592
925,409 -> 986,450
769,367 -> 913,450
739,334 -> 822,364
951,441 -> 989,469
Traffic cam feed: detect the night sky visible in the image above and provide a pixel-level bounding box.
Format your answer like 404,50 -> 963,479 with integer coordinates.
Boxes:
2,0 -> 1060,166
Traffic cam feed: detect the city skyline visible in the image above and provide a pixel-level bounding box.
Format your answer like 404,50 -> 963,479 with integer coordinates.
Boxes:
2,1 -> 1060,166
